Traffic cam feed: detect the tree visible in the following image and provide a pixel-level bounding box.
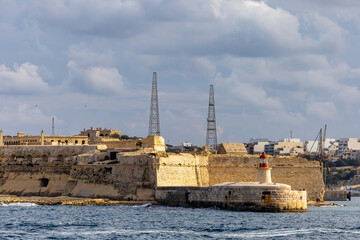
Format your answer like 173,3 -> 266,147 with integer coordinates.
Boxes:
121,135 -> 129,140
110,133 -> 121,139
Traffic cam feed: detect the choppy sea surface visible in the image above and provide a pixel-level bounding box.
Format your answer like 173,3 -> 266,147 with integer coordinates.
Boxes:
0,198 -> 359,239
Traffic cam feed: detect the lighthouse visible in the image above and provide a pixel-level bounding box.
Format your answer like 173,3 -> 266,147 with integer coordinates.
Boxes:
257,152 -> 272,183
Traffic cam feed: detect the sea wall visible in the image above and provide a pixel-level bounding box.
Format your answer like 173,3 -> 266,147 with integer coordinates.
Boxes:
156,153 -> 209,186
156,154 -> 324,201
0,146 -> 324,202
324,190 -> 347,201
156,183 -> 307,212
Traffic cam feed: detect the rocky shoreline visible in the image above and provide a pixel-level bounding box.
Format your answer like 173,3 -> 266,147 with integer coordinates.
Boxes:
0,195 -> 157,206
307,200 -> 343,207
0,195 -> 342,207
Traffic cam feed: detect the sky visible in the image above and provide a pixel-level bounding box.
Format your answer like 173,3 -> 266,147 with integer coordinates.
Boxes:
1,0 -> 360,145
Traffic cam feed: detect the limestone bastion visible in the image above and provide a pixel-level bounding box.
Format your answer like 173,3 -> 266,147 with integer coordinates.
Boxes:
0,136 -> 324,202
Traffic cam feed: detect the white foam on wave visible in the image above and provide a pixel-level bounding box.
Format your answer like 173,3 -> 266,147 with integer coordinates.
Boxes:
39,227 -> 360,238
1,202 -> 38,207
132,203 -> 152,208
217,227 -> 360,238
320,204 -> 345,207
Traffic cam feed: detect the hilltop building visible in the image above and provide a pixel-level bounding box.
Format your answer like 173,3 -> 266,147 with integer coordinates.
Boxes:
264,138 -> 303,156
247,138 -> 270,154
304,138 -> 336,153
79,127 -> 121,144
336,138 -> 360,159
0,127 -> 123,147
2,131 -> 88,146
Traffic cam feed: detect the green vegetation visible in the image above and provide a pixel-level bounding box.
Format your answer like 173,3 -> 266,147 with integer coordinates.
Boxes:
120,135 -> 129,140
328,159 -> 360,167
328,168 -> 358,184
110,133 -> 121,139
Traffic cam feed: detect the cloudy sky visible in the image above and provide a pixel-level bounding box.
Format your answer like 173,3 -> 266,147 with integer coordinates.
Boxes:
1,0 -> 360,145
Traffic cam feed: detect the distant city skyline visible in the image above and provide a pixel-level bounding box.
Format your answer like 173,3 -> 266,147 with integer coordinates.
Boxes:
1,1 -> 360,145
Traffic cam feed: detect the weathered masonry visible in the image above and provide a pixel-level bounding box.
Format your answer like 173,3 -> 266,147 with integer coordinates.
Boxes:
0,144 -> 324,202
156,152 -> 307,212
156,153 -> 324,201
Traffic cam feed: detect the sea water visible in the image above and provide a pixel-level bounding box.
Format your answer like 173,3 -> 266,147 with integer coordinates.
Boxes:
0,198 -> 359,239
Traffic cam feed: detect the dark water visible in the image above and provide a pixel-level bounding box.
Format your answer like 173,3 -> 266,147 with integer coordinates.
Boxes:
0,199 -> 359,239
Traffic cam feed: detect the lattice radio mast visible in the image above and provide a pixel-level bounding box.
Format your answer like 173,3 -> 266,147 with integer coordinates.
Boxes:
206,85 -> 217,150
148,72 -> 160,136
52,117 -> 55,135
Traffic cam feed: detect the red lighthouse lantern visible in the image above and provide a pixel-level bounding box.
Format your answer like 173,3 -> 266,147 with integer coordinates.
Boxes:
259,152 -> 268,168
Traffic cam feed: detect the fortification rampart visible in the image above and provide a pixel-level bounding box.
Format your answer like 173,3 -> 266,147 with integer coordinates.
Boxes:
96,141 -> 138,149
0,145 -> 98,165
0,153 -> 157,201
156,153 -> 324,201
0,146 -> 324,202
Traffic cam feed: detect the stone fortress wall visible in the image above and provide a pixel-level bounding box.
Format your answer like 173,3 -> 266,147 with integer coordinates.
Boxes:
0,143 -> 324,201
0,145 -> 99,164
156,153 -> 324,201
0,153 -> 157,201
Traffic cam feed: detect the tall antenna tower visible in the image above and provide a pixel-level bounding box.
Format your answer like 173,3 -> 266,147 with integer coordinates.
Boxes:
206,85 -> 217,150
148,72 -> 160,136
52,117 -> 55,135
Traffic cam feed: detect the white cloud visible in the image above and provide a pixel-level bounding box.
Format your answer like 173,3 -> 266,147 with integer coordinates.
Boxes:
30,0 -> 346,58
306,101 -> 338,120
1,0 -> 360,144
303,12 -> 347,54
34,0 -> 143,37
67,60 -> 125,94
67,44 -> 115,67
0,104 -> 53,134
0,62 -> 49,94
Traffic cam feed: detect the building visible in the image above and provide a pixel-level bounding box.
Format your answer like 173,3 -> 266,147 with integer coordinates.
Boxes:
274,142 -> 304,155
181,142 -> 193,152
349,150 -> 360,160
2,131 -> 88,146
182,142 -> 192,147
247,138 -> 270,154
79,127 -> 121,144
304,138 -> 336,153
217,143 -> 247,154
336,138 -> 360,158
265,138 -> 304,156
279,138 -> 301,143
264,141 -> 277,155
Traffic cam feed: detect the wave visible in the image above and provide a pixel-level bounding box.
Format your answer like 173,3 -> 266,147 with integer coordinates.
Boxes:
320,204 -> 345,207
0,202 -> 38,207
132,203 -> 152,208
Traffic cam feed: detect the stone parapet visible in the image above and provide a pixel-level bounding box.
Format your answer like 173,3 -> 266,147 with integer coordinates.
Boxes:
156,153 -> 324,201
156,182 -> 307,212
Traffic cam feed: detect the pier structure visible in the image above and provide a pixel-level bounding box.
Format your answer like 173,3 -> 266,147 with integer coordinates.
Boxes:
156,153 -> 308,212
